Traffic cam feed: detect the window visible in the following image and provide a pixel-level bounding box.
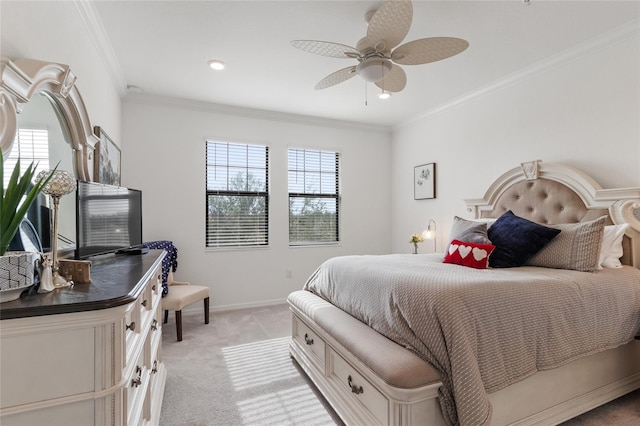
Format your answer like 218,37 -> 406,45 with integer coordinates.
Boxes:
2,128 -> 50,188
206,141 -> 269,247
288,148 -> 340,245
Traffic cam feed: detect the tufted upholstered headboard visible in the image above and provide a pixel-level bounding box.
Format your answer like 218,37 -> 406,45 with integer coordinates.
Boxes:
465,160 -> 640,268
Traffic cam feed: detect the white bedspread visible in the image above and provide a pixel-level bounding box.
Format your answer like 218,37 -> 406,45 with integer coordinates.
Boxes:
303,254 -> 640,426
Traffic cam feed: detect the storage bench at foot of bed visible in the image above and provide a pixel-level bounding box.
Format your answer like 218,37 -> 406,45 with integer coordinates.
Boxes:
288,290 -> 446,426
289,290 -> 640,426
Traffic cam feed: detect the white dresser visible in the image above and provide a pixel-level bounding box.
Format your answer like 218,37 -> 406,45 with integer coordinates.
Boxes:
0,250 -> 167,425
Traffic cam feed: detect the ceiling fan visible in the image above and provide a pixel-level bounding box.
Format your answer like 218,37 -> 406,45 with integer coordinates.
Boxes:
291,0 -> 469,93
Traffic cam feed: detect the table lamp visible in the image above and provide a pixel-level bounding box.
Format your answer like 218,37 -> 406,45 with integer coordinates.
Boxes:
36,170 -> 76,287
422,219 -> 437,253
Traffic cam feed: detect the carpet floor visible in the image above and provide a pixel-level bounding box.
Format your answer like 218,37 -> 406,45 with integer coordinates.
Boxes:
159,303 -> 640,425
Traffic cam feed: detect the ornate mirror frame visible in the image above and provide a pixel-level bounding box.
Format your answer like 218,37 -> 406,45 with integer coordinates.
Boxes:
0,58 -> 96,180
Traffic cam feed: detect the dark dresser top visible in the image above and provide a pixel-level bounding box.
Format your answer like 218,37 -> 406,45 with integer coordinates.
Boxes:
0,250 -> 165,320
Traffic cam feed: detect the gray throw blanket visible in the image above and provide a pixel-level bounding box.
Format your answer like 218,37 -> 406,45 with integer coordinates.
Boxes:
303,254 -> 640,426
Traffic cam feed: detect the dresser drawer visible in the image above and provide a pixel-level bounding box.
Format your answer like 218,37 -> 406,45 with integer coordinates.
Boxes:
149,304 -> 162,349
150,268 -> 162,308
124,300 -> 141,359
328,348 -> 389,425
126,345 -> 148,425
140,280 -> 152,313
293,315 -> 326,368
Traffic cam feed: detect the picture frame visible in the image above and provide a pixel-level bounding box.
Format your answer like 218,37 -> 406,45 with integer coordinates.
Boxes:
93,126 -> 121,186
414,163 -> 436,200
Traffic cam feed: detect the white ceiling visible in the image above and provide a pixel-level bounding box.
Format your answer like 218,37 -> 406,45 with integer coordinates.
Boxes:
92,1 -> 640,127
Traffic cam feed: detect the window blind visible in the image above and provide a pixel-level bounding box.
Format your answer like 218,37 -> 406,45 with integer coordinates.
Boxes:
288,148 -> 340,245
206,141 -> 269,247
3,128 -> 50,188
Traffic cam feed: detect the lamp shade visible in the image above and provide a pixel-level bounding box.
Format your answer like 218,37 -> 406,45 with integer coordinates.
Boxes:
356,57 -> 392,82
35,170 -> 76,197
422,229 -> 435,240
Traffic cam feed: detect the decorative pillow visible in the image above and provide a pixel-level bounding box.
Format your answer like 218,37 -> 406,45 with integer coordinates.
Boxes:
599,224 -> 629,269
488,210 -> 561,268
448,216 -> 492,246
473,218 -> 497,229
444,239 -> 496,269
526,216 -> 606,272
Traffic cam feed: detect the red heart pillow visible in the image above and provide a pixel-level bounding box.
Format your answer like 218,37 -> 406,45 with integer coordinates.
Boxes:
444,239 -> 496,269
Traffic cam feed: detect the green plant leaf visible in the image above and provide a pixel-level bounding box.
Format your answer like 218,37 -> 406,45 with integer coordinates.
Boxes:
0,149 -> 57,256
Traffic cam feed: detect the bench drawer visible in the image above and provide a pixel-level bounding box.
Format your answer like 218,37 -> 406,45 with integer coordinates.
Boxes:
328,348 -> 389,425
292,315 -> 326,368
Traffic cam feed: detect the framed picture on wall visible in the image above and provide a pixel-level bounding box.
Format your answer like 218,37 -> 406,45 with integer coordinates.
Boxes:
414,163 -> 436,200
93,126 -> 121,186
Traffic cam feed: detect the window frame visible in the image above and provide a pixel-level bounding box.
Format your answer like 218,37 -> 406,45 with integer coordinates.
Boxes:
287,148 -> 340,247
205,140 -> 269,249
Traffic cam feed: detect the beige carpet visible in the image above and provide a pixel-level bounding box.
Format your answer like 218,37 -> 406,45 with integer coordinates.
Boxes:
159,303 -> 640,425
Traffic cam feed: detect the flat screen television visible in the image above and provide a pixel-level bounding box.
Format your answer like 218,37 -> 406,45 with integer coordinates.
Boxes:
75,181 -> 143,259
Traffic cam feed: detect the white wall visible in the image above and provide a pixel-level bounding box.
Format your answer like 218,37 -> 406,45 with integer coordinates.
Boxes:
122,96 -> 392,309
390,29 -> 640,254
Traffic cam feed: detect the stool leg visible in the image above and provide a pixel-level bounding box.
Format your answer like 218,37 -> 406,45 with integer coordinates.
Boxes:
164,310 -> 168,324
204,297 -> 210,324
175,310 -> 183,342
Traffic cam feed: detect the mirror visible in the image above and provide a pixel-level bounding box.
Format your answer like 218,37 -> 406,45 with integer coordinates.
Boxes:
14,93 -> 77,251
1,58 -> 98,257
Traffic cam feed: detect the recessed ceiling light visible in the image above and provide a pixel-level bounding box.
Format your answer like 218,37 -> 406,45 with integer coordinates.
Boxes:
378,90 -> 391,100
208,60 -> 225,71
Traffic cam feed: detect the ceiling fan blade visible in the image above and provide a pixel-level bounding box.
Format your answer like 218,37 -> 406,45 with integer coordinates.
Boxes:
391,37 -> 469,65
315,66 -> 357,90
375,64 -> 406,92
291,40 -> 360,59
365,0 -> 413,52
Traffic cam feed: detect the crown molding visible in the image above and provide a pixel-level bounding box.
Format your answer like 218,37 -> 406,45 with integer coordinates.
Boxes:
124,93 -> 391,134
73,0 -> 127,98
395,18 -> 640,131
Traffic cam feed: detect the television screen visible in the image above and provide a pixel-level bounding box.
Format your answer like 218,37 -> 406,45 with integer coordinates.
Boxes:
75,181 -> 142,259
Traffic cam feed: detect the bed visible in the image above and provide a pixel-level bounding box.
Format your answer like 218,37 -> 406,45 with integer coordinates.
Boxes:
288,160 -> 640,426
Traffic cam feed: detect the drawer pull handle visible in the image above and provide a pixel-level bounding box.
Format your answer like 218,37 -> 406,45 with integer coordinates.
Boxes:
304,333 -> 314,345
348,375 -> 363,395
152,285 -> 157,292
126,321 -> 136,332
131,366 -> 142,387
151,319 -> 158,331
151,360 -> 158,374
141,299 -> 148,307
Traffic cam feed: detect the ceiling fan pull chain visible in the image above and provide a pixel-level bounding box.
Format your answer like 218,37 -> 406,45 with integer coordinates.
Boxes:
364,81 -> 368,106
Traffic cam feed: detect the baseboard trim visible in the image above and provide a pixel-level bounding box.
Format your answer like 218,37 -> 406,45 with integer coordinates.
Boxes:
176,298 -> 287,315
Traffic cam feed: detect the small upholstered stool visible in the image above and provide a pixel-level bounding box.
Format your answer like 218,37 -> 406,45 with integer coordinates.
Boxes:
162,275 -> 210,341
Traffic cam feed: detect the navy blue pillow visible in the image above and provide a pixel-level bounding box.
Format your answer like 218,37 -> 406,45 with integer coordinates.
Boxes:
488,210 -> 561,268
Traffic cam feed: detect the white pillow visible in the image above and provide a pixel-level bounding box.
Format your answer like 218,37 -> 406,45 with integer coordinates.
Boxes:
599,224 -> 629,269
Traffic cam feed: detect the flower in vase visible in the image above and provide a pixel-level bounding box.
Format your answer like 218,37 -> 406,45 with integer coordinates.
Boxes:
409,233 -> 423,254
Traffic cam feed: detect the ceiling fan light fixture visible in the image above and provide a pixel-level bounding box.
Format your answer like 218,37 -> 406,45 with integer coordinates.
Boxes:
356,57 -> 392,83
208,60 -> 226,71
378,90 -> 391,100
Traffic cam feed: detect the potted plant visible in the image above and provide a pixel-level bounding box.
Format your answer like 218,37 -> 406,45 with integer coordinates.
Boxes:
1,149 -> 54,300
